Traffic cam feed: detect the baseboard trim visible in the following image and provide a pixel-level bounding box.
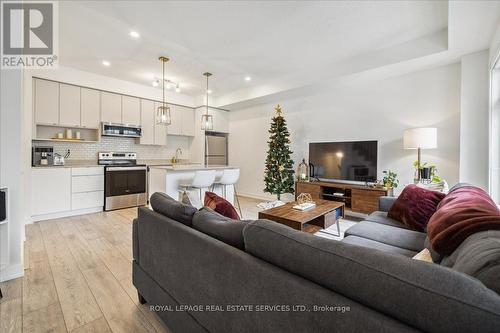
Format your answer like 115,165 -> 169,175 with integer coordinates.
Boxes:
31,206 -> 103,222
0,263 -> 24,282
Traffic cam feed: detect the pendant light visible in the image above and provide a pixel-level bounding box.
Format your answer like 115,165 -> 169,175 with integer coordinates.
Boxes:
201,72 -> 214,131
156,56 -> 171,125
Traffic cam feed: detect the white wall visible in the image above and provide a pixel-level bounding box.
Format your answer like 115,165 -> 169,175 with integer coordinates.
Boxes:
459,50 -> 490,190
0,69 -> 25,281
229,64 -> 461,200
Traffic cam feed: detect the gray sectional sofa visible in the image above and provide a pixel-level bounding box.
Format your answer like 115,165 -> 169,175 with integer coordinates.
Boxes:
133,192 -> 500,333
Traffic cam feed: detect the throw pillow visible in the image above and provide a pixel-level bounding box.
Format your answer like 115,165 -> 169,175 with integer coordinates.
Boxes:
150,192 -> 197,226
204,191 -> 240,220
388,184 -> 445,231
427,185 -> 500,255
192,208 -> 248,250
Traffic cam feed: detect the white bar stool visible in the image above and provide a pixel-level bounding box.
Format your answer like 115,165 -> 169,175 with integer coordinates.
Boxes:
212,168 -> 242,216
179,170 -> 216,202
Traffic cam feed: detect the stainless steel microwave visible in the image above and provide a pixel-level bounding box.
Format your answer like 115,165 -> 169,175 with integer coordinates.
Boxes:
101,122 -> 142,138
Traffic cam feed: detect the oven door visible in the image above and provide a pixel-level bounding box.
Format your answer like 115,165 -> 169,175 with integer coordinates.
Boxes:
105,166 -> 146,197
105,166 -> 147,210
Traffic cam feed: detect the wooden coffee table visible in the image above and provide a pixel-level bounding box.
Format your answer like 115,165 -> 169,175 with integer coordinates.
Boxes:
258,199 -> 345,234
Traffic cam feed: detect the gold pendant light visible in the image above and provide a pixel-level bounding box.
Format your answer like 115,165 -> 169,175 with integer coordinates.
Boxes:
201,72 -> 214,131
156,56 -> 171,125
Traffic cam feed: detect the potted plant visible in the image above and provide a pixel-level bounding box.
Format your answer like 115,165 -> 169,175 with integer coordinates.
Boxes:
382,170 -> 399,196
413,161 -> 440,184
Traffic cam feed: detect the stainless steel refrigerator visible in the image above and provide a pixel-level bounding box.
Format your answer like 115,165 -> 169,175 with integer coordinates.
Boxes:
205,132 -> 228,166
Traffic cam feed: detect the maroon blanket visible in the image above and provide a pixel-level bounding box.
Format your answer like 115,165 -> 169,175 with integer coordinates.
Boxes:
427,185 -> 500,255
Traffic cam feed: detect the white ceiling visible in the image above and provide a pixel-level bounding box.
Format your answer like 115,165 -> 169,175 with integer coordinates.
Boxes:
58,1 -> 499,105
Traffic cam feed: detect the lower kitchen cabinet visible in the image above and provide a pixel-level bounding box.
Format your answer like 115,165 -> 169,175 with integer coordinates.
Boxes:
32,168 -> 72,216
72,191 -> 104,210
32,166 -> 105,221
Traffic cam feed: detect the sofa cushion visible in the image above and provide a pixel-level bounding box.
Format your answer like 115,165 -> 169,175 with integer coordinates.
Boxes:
192,207 -> 247,250
204,191 -> 240,220
243,219 -> 500,333
365,211 -> 409,229
388,184 -> 445,231
342,235 -> 417,257
427,185 -> 500,255
440,230 -> 500,294
150,192 -> 197,226
344,221 -> 426,252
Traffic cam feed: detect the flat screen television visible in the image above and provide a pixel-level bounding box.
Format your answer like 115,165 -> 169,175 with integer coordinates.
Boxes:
309,141 -> 378,183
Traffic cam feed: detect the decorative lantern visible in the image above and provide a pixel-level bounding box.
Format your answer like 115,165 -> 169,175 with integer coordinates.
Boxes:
297,158 -> 310,182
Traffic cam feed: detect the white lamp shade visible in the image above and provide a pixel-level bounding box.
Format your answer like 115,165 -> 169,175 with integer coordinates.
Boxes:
403,127 -> 437,149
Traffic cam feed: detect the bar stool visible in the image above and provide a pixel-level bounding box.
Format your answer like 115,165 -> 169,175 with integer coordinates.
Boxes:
213,168 -> 242,216
179,170 -> 216,202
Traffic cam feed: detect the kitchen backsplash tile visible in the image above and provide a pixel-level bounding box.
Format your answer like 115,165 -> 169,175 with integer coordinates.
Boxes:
33,135 -> 190,160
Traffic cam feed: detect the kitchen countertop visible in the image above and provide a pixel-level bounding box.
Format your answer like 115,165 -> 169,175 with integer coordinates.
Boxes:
149,165 -> 238,171
32,159 -> 203,168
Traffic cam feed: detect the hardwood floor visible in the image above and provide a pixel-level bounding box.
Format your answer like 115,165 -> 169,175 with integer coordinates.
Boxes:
0,195 -> 359,332
1,207 -> 170,333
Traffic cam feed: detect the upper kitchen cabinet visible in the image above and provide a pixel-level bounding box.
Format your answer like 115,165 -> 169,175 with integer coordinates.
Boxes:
122,96 -> 141,126
59,83 -> 81,127
211,108 -> 229,133
168,104 -> 183,136
154,102 -> 168,145
80,88 -> 101,129
181,107 -> 195,136
167,104 -> 195,137
34,78 -> 59,125
101,91 -> 122,124
140,99 -> 155,145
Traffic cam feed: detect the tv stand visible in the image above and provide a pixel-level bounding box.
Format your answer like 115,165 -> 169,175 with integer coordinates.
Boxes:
295,181 -> 389,214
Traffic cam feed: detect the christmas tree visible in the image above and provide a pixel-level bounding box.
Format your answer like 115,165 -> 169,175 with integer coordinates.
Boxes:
264,105 -> 295,200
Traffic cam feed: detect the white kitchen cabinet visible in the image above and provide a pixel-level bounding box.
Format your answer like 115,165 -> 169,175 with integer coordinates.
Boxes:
32,168 -> 71,216
81,88 -> 101,128
59,83 -> 81,127
154,102 -> 168,145
72,175 -> 104,193
34,79 -> 59,125
168,104 -> 183,136
72,191 -> 104,210
71,167 -> 104,210
101,92 -> 122,124
182,107 -> 195,136
212,108 -> 229,133
140,99 -> 155,145
122,95 -> 141,126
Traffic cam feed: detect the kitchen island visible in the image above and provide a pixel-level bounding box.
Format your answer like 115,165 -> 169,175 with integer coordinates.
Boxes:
148,165 -> 240,205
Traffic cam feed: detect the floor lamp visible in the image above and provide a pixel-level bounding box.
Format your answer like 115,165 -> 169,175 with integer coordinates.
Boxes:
403,128 -> 437,182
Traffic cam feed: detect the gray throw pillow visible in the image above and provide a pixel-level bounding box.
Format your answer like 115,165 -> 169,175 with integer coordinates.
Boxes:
440,230 -> 500,294
150,192 -> 197,226
192,207 -> 248,250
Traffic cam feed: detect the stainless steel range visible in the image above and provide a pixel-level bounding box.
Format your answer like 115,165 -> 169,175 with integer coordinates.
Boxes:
99,152 -> 147,211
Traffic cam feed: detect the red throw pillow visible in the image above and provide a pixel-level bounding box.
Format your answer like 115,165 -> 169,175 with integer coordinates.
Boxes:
427,185 -> 500,255
388,184 -> 446,231
204,192 -> 240,220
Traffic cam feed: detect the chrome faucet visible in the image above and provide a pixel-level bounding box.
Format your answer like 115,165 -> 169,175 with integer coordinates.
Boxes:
176,148 -> 183,160
171,148 -> 183,163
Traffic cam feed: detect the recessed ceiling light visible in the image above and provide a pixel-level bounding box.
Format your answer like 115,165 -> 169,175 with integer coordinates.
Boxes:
207,89 -> 212,94
102,60 -> 111,67
244,76 -> 251,81
152,80 -> 159,87
129,31 -> 140,39
175,84 -> 181,93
